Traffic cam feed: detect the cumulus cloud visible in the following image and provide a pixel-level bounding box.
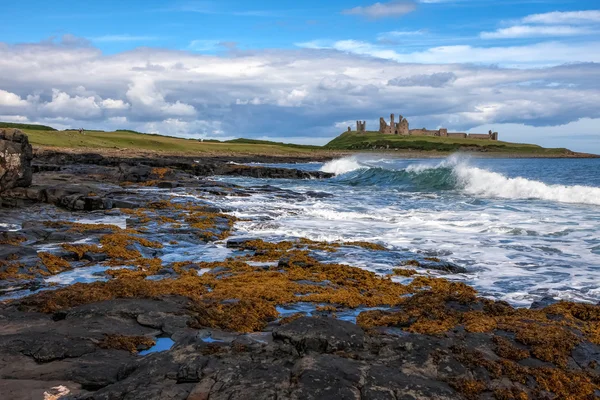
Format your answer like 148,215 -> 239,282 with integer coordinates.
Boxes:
388,72 -> 456,87
342,1 -> 416,19
0,37 -> 600,151
126,77 -> 196,117
0,89 -> 28,107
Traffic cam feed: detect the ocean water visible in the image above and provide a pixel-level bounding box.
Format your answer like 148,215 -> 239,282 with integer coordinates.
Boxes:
214,154 -> 600,307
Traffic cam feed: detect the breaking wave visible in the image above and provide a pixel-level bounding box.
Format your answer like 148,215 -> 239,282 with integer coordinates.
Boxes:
320,157 -> 363,175
321,156 -> 600,205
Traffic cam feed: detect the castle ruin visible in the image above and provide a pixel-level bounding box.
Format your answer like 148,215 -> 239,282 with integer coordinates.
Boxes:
356,120 -> 366,132
356,114 -> 498,140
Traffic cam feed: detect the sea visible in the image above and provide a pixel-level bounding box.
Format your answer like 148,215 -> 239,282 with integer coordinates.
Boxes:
4,154 -> 600,308
213,154 -> 600,307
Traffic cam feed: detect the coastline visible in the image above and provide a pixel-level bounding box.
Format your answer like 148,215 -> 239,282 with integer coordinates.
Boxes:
1,149 -> 599,399
33,145 -> 600,162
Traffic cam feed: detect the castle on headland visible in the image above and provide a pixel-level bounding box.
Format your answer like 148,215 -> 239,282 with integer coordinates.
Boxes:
352,114 -> 498,141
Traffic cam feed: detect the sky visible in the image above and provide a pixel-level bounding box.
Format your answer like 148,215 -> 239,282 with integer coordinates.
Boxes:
1,0 -> 599,152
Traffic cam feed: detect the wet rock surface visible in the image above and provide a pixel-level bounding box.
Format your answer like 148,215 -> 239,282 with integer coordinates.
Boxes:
0,128 -> 33,193
1,150 -> 332,210
0,151 -> 599,399
2,295 -> 600,400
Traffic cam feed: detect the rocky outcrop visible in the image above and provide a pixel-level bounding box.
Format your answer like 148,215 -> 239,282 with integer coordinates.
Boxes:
0,129 -> 33,193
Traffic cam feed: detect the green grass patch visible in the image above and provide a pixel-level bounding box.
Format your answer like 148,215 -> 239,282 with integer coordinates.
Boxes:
19,128 -> 324,156
325,131 -> 570,155
3,121 -> 577,156
0,122 -> 56,131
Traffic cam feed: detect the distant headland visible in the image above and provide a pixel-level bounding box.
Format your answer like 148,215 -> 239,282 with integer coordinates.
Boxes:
352,113 -> 499,141
0,120 -> 597,158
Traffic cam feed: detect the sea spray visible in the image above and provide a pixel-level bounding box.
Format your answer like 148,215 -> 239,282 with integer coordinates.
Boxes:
455,164 -> 600,205
321,155 -> 600,206
320,156 -> 363,175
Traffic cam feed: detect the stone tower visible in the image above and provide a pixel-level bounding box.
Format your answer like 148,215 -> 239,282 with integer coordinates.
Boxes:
397,115 -> 409,135
356,121 -> 366,132
379,117 -> 388,133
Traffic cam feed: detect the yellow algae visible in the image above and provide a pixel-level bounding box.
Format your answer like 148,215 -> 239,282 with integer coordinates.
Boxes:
98,334 -> 156,353
37,252 -> 71,275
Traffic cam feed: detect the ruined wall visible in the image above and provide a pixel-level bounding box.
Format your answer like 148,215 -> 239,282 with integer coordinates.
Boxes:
379,117 -> 394,135
372,113 -> 498,140
467,134 -> 490,139
356,121 -> 366,132
396,116 -> 409,135
466,130 -> 499,140
379,118 -> 386,133
408,129 -> 439,137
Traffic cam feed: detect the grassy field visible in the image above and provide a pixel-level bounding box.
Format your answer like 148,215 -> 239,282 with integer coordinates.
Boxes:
19,128 -> 325,156
1,122 -> 588,157
325,131 -> 572,155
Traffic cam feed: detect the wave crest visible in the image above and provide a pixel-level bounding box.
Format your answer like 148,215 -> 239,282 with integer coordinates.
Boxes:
320,157 -> 363,175
321,156 -> 600,205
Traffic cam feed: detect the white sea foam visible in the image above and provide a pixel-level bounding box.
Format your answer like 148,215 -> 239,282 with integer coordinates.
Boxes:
213,154 -> 600,306
454,164 -> 600,206
352,153 -> 600,206
320,156 -> 363,175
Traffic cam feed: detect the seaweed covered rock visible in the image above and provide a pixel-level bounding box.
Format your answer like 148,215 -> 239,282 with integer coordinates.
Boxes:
0,128 -> 33,193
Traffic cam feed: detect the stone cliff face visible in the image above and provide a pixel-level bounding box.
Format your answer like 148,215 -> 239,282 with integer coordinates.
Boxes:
0,128 -> 33,193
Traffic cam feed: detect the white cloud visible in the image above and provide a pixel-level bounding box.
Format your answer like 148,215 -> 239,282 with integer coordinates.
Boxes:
126,77 -> 196,117
101,98 -> 130,110
342,1 -> 416,19
0,37 -> 599,152
481,25 -> 595,39
523,10 -> 600,25
0,89 -> 28,107
41,89 -> 102,119
305,39 -> 600,67
482,10 -> 600,40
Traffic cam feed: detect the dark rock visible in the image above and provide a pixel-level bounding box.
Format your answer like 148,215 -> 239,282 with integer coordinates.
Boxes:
215,165 -> 334,180
157,181 -> 180,189
273,317 -> 364,354
290,354 -> 363,400
226,237 -> 260,249
304,191 -> 334,199
529,296 -> 559,310
421,260 -> 468,274
118,164 -> 153,183
82,252 -> 107,262
177,357 -> 209,383
0,128 -> 33,193
111,199 -> 141,209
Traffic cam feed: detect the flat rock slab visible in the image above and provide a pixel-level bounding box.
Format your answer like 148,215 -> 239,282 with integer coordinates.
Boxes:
273,317 -> 365,354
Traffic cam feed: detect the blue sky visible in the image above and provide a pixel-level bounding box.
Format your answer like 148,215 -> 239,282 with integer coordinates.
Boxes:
1,0 -> 600,152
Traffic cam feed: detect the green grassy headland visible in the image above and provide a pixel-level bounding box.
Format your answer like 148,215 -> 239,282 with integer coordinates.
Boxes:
0,122 -> 589,157
326,131 -> 572,155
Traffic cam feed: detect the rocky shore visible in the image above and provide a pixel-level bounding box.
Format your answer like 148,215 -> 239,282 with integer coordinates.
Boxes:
1,129 -> 599,399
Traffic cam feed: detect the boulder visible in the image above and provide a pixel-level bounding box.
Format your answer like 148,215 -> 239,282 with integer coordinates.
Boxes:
273,317 -> 364,354
0,129 -> 33,193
